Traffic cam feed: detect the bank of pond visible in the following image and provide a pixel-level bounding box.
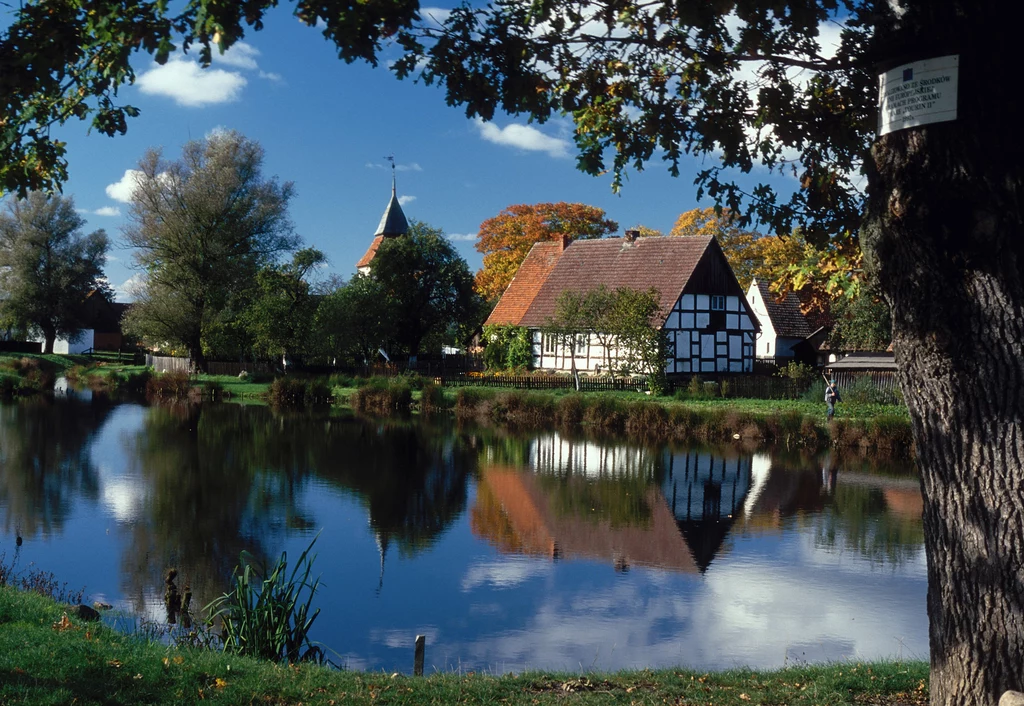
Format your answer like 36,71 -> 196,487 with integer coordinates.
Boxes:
0,585 -> 930,706
0,354 -> 913,459
0,396 -> 926,679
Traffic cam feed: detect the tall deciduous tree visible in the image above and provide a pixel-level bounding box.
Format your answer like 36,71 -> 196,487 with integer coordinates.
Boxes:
314,274 -> 397,365
123,131 -> 298,371
0,192 -> 109,353
474,202 -> 618,301
370,221 -> 477,357
244,247 -> 326,363
3,2 -> 1024,703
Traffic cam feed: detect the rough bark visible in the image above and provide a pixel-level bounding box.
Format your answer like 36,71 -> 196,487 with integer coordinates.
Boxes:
863,3 -> 1024,704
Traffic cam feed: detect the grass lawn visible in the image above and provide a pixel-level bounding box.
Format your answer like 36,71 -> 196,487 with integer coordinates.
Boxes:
0,586 -> 928,706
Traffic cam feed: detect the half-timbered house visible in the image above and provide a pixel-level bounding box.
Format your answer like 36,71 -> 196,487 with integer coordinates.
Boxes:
744,279 -> 813,361
485,233 -> 759,375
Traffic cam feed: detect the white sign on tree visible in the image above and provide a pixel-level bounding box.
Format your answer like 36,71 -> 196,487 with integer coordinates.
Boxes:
878,55 -> 959,136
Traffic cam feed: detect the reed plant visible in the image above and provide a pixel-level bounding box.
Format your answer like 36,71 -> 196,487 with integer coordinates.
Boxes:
352,377 -> 412,414
205,536 -> 322,664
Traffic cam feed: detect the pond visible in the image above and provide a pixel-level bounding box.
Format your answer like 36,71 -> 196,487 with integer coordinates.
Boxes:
0,396 -> 927,673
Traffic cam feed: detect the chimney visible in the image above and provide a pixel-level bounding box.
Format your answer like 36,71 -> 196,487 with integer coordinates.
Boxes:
560,233 -> 571,251
624,229 -> 639,243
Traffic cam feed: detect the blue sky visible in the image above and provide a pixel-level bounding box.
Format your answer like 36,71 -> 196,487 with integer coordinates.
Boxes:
37,4 -> 798,301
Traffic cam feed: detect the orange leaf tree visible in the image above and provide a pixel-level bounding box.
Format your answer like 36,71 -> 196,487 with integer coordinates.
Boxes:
474,202 -> 617,301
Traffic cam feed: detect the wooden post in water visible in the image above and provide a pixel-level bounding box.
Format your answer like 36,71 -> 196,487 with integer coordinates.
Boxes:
414,634 -> 425,676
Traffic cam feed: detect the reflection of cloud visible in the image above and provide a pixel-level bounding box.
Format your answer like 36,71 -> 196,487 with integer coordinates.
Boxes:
461,558 -> 553,591
435,538 -> 926,673
372,627 -> 440,650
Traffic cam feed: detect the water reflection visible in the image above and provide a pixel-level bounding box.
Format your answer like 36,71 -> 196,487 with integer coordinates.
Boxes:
0,399 -> 928,672
0,397 -> 111,538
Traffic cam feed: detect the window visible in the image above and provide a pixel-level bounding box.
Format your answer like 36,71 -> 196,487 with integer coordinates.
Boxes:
711,295 -> 725,311
543,334 -> 556,354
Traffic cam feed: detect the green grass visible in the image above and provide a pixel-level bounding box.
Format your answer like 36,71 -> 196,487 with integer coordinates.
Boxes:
0,586 -> 928,706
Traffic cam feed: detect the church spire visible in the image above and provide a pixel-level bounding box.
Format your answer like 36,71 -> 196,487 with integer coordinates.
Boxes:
374,155 -> 409,237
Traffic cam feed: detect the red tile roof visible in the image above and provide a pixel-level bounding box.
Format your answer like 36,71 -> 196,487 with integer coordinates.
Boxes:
516,236 -> 713,327
484,241 -> 564,326
753,280 -> 813,338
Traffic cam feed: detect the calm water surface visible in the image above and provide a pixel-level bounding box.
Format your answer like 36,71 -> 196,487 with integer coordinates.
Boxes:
0,396 -> 927,673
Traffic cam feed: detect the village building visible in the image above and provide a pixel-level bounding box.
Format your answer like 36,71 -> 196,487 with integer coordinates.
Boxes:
485,233 -> 760,375
27,288 -> 127,354
355,174 -> 410,275
744,278 -> 814,362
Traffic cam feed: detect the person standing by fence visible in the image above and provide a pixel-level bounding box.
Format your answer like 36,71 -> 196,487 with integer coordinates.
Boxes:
824,375 -> 841,421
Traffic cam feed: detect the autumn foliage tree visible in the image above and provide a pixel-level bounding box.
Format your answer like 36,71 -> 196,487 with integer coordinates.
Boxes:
474,202 -> 617,301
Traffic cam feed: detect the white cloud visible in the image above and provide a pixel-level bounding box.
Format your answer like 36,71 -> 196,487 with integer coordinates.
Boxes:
398,195 -> 417,206
137,56 -> 247,107
76,206 -> 122,217
105,170 -> 145,203
419,6 -> 452,27
212,41 -> 260,70
258,70 -> 283,82
115,274 -> 145,302
473,118 -> 569,158
366,162 -> 424,172
446,232 -> 478,242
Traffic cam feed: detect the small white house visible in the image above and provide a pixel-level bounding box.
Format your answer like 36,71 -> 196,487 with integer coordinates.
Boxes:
486,234 -> 760,375
744,279 -> 813,360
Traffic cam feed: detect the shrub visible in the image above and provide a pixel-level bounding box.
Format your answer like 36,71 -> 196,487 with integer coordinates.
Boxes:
205,536 -> 322,664
624,401 -> 668,437
268,378 -> 306,406
146,370 -> 192,399
305,378 -> 331,403
327,372 -> 355,389
555,394 -> 585,427
583,395 -> 625,431
420,382 -> 447,415
352,378 -> 412,415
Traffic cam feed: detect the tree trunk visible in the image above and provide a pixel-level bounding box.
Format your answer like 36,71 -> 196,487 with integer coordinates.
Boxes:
42,328 -> 55,354
864,4 -> 1024,704
189,342 -> 207,375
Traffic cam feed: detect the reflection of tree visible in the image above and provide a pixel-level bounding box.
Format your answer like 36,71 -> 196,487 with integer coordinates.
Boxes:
814,482 -> 925,566
120,405 -> 474,612
311,419 -> 473,557
120,403 -> 313,614
0,397 -> 111,538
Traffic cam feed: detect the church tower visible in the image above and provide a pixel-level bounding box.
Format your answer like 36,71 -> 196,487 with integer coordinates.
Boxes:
356,161 -> 409,275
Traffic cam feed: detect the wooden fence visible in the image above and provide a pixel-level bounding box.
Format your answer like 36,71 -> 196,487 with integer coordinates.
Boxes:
145,355 -> 279,376
438,373 -> 650,392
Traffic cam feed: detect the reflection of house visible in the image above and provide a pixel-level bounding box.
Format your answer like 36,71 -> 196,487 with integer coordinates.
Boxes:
744,279 -> 813,361
471,466 -> 698,574
661,450 -> 753,572
529,433 -> 655,478
355,174 -> 410,275
486,234 -> 759,375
